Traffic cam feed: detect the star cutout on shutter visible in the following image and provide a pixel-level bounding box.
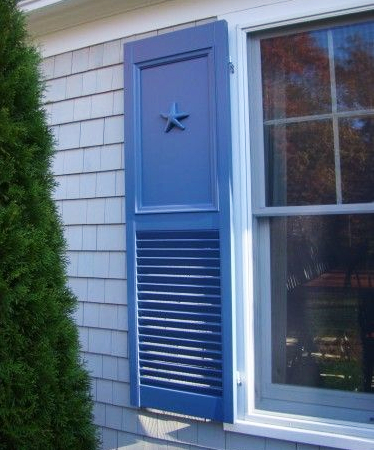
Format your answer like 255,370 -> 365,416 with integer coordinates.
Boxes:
160,102 -> 189,133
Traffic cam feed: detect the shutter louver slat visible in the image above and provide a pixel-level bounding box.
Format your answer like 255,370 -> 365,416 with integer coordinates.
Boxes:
138,310 -> 221,321
139,353 -> 222,369
138,249 -> 220,257
136,334 -> 221,349
139,344 -> 222,359
138,284 -> 220,295
138,274 -> 220,285
140,369 -> 222,387
136,230 -> 224,398
138,302 -> 221,314
138,266 -> 220,276
140,379 -> 222,396
140,360 -> 222,377
138,292 -> 221,302
137,258 -> 220,267
138,328 -> 221,341
137,239 -> 220,249
138,319 -> 221,332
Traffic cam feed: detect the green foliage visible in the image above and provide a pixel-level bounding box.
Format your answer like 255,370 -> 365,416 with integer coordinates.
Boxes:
0,1 -> 98,448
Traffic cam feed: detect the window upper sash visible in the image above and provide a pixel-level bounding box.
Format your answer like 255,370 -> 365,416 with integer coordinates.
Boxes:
249,18 -> 374,210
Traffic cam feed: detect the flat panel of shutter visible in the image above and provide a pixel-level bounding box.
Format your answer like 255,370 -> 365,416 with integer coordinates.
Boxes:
124,20 -> 233,422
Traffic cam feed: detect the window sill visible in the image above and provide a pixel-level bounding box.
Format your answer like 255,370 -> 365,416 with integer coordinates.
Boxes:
224,412 -> 374,450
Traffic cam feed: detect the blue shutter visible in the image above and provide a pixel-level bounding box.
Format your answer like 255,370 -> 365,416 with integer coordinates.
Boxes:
124,20 -> 233,422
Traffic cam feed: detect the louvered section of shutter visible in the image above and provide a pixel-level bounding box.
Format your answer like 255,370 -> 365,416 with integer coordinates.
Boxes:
136,230 -> 223,398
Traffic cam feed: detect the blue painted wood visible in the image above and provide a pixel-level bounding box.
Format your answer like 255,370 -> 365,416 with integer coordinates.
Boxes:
160,102 -> 189,132
124,20 -> 233,422
137,48 -> 217,213
140,385 -> 225,421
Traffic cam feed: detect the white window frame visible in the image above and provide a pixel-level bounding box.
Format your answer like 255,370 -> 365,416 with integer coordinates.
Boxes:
223,1 -> 374,449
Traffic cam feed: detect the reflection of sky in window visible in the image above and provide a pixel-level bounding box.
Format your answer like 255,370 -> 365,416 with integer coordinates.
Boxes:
333,21 -> 374,111
346,117 -> 372,144
312,29 -> 329,51
333,21 -> 374,59
350,118 -> 365,129
300,31 -> 328,80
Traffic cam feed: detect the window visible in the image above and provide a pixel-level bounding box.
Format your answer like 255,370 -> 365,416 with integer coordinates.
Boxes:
248,16 -> 374,426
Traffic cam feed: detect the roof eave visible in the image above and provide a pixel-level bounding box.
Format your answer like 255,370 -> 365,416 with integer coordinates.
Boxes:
19,0 -> 174,37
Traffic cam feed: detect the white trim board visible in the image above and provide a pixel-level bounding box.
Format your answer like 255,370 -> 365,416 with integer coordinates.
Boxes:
19,0 -> 66,11
225,419 -> 374,450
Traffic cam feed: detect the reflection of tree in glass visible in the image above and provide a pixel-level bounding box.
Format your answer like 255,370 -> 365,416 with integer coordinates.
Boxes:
335,27 -> 374,204
266,121 -> 336,206
261,31 -> 331,120
262,23 -> 374,206
340,118 -> 374,204
335,30 -> 374,111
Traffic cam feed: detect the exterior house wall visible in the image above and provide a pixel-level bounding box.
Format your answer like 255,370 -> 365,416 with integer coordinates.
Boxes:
42,28 -> 331,450
26,0 -> 372,449
42,20 -> 293,450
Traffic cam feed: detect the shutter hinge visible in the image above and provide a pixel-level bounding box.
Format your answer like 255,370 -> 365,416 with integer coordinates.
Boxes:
236,371 -> 243,386
229,57 -> 235,74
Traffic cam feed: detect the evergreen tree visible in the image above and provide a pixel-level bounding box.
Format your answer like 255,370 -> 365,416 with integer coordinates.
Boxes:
0,1 -> 98,448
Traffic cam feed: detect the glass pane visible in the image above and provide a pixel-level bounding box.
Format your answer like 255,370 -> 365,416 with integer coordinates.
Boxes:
265,121 -> 336,206
340,116 -> 374,204
261,30 -> 331,120
271,215 -> 374,394
334,21 -> 374,111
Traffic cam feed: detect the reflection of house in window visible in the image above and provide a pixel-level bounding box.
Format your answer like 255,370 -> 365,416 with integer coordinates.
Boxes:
274,215 -> 374,393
